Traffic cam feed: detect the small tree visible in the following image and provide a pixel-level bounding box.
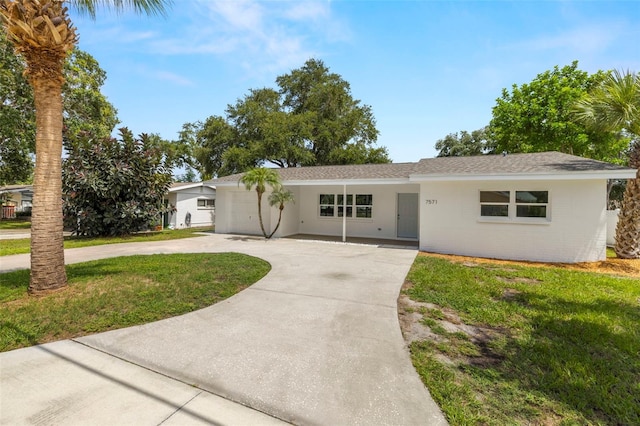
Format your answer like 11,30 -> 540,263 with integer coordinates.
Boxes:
267,187 -> 295,239
239,167 -> 294,239
63,128 -> 173,237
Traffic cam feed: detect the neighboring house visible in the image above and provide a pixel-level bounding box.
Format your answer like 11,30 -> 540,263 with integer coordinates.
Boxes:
163,182 -> 216,229
0,185 -> 33,218
209,152 -> 636,263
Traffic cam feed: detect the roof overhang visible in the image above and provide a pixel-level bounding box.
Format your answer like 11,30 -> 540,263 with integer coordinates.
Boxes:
213,178 -> 413,187
409,170 -> 637,182
168,182 -> 216,192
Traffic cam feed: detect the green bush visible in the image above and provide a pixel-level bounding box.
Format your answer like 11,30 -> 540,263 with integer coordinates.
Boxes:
63,128 -> 173,237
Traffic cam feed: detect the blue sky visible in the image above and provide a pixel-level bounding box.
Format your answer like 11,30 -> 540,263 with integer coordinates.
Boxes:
71,0 -> 640,163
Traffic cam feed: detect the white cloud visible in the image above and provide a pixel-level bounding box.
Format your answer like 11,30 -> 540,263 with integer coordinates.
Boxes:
146,0 -> 347,75
514,23 -> 623,54
285,2 -> 330,21
154,71 -> 195,87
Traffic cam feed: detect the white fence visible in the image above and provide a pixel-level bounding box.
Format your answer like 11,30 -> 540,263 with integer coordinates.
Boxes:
606,209 -> 619,247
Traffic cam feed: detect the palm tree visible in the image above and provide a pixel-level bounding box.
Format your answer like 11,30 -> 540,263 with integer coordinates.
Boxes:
573,70 -> 640,259
239,167 -> 281,238
267,186 -> 294,239
0,0 -> 169,294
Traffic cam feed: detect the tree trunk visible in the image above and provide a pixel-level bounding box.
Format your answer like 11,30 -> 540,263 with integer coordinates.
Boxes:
256,190 -> 268,238
268,205 -> 284,239
614,141 -> 640,259
29,76 -> 67,294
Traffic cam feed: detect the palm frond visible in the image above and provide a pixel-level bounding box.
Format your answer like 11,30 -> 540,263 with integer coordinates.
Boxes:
71,0 -> 171,19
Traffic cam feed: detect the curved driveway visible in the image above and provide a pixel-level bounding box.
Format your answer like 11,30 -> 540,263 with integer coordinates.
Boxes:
0,233 -> 446,425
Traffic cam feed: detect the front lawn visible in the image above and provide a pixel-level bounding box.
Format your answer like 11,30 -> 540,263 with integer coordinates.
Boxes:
0,227 -> 213,256
0,219 -> 31,230
0,253 -> 270,352
403,254 -> 640,425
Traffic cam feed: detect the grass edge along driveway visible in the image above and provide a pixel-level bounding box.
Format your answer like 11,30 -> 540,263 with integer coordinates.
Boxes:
0,253 -> 270,352
0,227 -> 213,256
402,253 -> 640,425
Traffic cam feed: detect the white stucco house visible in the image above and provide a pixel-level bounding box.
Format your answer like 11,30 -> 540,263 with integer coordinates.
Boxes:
209,152 -> 636,263
163,182 -> 216,229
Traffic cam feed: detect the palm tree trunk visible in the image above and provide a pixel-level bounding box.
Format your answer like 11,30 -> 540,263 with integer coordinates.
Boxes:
614,141 -> 640,259
256,190 -> 268,238
268,205 -> 284,239
29,76 -> 67,294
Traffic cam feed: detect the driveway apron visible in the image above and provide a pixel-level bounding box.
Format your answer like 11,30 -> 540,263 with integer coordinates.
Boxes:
1,234 -> 446,425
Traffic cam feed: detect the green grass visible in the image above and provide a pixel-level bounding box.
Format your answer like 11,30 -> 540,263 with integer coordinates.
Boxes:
0,227 -> 213,256
0,219 -> 31,230
0,253 -> 270,352
405,255 -> 640,425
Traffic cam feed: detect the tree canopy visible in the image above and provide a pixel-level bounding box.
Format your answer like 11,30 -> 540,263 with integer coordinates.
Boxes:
0,29 -> 34,185
0,31 -> 118,185
489,61 -> 629,164
435,126 -> 494,157
190,59 -> 390,178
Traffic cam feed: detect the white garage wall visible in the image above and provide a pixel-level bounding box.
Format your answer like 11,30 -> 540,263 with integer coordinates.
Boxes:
270,186 -> 300,238
216,187 -> 271,236
296,184 -> 420,240
419,179 -> 607,263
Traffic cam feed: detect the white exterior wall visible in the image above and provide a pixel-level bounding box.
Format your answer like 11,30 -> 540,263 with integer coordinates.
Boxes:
269,186 -> 300,238
606,209 -> 619,247
419,179 -> 607,263
215,187 -> 272,236
169,186 -> 216,229
217,184 -> 419,239
296,184 -> 420,240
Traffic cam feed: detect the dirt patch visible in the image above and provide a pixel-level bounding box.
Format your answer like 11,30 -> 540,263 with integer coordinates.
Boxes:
399,280 -> 507,367
418,252 -> 640,279
496,276 -> 541,284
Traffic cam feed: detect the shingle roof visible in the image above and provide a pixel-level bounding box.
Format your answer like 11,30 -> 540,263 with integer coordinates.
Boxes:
211,162 -> 421,183
413,151 -> 632,175
208,152 -> 635,185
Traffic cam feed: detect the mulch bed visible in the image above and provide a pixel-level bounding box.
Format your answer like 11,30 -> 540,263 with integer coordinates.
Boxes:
418,252 -> 640,278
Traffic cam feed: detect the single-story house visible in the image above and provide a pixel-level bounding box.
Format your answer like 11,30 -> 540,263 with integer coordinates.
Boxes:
0,185 -> 33,218
209,152 -> 637,263
163,182 -> 216,229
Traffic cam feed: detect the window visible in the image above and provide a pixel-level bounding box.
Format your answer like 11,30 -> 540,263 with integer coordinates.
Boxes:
479,191 -> 549,221
319,194 -> 335,217
319,193 -> 373,219
197,199 -> 215,209
516,191 -> 547,218
480,191 -> 510,217
337,194 -> 353,217
355,194 -> 373,218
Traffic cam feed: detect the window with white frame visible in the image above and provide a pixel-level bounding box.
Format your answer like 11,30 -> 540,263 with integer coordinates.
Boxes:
480,191 -> 510,217
197,199 -> 215,209
319,194 -> 335,217
319,193 -> 373,219
480,190 -> 549,220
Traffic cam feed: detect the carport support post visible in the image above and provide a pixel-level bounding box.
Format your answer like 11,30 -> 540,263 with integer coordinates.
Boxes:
342,184 -> 347,242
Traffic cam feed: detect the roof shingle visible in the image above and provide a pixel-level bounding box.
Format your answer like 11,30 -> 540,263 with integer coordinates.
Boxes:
208,152 -> 635,185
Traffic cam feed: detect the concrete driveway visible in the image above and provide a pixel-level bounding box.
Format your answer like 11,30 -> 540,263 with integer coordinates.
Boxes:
0,234 -> 446,425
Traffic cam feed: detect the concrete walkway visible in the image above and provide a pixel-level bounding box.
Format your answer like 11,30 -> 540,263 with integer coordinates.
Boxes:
0,234 -> 447,425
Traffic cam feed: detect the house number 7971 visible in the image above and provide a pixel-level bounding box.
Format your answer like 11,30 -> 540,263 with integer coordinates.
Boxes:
425,199 -> 438,205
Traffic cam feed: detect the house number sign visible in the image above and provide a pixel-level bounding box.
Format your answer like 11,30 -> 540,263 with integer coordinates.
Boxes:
425,199 -> 438,205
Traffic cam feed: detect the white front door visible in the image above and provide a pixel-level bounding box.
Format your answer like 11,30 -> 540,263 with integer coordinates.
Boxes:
397,193 -> 419,239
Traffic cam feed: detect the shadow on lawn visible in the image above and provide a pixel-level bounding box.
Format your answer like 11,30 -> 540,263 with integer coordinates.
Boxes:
494,294 -> 640,424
